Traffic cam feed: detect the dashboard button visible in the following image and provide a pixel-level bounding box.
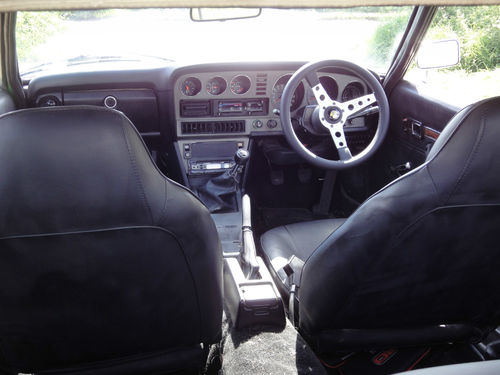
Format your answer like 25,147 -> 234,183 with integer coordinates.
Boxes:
104,95 -> 117,109
267,119 -> 278,128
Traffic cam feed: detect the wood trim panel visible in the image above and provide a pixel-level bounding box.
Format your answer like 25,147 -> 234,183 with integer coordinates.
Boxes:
424,126 -> 440,140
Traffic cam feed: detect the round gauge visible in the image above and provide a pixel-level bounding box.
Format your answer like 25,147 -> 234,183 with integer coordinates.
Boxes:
341,82 -> 365,102
272,75 -> 305,112
230,75 -> 251,95
206,76 -> 227,95
180,77 -> 201,96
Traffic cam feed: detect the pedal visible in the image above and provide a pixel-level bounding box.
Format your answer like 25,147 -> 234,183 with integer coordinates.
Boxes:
270,169 -> 284,186
297,167 -> 312,184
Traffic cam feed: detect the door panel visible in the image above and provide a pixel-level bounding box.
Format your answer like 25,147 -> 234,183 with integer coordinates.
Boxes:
367,80 -> 458,193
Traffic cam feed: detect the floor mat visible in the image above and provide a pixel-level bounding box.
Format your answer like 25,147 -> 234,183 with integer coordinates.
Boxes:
321,347 -> 431,375
221,306 -> 327,375
321,343 -> 482,375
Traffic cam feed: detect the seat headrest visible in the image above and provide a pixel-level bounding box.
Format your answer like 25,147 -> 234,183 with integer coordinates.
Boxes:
0,106 -> 162,238
425,96 -> 500,205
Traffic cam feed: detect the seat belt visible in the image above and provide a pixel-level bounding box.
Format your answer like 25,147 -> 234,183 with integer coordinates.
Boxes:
282,255 -> 305,327
313,170 -> 337,216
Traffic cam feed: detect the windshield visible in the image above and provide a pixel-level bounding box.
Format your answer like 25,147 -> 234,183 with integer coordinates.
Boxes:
16,7 -> 413,79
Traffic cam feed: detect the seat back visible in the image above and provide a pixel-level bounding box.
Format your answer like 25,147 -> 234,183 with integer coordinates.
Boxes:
299,97 -> 500,352
0,106 -> 222,373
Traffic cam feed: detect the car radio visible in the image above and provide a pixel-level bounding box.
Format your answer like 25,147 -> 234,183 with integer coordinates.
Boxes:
190,160 -> 235,173
185,140 -> 242,175
216,99 -> 267,116
180,98 -> 268,118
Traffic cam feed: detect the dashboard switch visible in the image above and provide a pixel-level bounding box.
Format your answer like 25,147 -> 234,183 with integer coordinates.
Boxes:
253,120 -> 263,129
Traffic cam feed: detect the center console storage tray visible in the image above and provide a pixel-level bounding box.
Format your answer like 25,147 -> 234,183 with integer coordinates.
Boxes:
224,256 -> 285,329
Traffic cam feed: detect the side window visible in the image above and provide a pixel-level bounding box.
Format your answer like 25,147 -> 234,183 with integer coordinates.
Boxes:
405,6 -> 500,108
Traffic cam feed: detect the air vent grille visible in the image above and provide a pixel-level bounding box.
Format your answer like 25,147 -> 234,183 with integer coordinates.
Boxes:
181,120 -> 245,134
255,73 -> 267,96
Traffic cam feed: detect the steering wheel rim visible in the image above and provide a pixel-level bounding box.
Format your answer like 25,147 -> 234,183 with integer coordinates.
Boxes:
280,60 -> 390,170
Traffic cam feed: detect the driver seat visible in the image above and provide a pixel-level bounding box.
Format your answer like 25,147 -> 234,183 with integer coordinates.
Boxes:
261,96 -> 500,353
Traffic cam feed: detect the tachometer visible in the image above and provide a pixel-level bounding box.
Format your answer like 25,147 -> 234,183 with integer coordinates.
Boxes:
230,75 -> 251,95
206,77 -> 227,95
272,74 -> 305,112
180,77 -> 201,96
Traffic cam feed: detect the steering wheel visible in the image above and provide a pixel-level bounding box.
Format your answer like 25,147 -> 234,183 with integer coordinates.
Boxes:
280,60 -> 390,170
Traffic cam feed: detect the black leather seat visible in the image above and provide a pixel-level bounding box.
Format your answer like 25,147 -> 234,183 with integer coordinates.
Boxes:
0,106 -> 223,374
261,96 -> 500,353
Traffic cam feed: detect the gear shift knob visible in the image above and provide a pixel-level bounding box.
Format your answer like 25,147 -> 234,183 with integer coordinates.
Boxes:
228,149 -> 249,182
234,148 -> 250,166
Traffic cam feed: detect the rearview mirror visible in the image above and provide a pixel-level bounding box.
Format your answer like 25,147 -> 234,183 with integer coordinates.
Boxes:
417,39 -> 460,69
190,8 -> 261,22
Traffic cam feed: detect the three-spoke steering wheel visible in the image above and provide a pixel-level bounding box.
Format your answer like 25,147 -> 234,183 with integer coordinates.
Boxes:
280,60 -> 390,170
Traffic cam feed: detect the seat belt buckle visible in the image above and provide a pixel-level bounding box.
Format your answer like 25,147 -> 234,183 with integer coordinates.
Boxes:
282,255 -> 305,288
281,256 -> 304,327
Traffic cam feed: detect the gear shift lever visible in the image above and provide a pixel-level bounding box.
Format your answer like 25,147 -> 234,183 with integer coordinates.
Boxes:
241,194 -> 260,279
194,149 -> 249,213
228,148 -> 250,183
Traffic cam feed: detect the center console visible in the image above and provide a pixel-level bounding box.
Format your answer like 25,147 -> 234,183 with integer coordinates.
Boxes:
224,194 -> 285,329
186,145 -> 286,329
171,66 -> 292,329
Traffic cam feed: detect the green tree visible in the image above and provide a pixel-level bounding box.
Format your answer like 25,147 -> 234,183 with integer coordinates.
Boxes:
370,6 -> 500,72
16,12 -> 61,63
431,6 -> 500,72
369,14 -> 409,65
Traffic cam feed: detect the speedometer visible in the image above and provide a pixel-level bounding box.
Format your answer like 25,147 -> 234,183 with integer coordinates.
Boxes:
271,74 -> 304,112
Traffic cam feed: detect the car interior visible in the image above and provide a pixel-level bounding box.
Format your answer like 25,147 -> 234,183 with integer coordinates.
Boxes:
1,1 -> 500,374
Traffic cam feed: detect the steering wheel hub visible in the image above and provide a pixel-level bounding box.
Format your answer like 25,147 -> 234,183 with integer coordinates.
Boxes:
324,106 -> 343,124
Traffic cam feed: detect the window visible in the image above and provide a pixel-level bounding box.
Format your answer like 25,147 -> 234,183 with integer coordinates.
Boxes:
16,7 -> 413,80
405,6 -> 500,108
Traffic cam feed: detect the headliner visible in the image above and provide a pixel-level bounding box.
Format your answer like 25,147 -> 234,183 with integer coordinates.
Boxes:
2,0 -> 499,12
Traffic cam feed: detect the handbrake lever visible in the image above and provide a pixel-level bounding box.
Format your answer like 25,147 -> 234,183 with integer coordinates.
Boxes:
241,194 -> 260,279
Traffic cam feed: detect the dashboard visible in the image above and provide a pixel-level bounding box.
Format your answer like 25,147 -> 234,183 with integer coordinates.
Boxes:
172,64 -> 369,138
26,62 -> 374,180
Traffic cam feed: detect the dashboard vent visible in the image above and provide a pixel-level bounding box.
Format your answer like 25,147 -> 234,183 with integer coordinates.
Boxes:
180,100 -> 211,117
255,73 -> 267,96
181,120 -> 245,135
